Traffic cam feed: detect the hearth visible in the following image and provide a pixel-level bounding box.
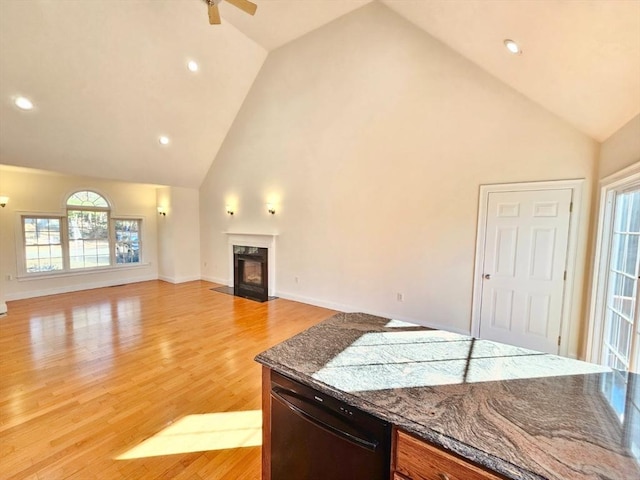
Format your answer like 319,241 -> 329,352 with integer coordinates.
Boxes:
234,245 -> 268,302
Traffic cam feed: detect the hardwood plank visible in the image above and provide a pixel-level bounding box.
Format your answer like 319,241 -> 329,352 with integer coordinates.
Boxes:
0,280 -> 335,479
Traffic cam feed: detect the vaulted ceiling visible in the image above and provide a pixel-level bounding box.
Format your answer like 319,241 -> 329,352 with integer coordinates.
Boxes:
1,0 -> 639,188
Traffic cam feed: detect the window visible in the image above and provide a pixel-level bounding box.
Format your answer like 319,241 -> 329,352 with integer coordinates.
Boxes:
20,190 -> 143,276
114,219 -> 140,264
23,217 -> 63,273
68,209 -> 110,269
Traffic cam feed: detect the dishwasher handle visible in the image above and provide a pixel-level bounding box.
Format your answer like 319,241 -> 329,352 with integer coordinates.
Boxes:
271,386 -> 379,452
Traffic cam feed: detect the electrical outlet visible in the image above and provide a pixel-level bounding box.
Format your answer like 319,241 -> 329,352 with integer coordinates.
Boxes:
6,274 -> 13,281
397,293 -> 404,302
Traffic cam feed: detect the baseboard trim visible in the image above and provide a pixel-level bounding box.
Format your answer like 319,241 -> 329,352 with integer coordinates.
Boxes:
5,274 -> 158,301
158,275 -> 202,284
201,275 -> 228,286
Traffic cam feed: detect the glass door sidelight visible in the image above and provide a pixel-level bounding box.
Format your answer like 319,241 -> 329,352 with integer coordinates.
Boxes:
602,188 -> 640,372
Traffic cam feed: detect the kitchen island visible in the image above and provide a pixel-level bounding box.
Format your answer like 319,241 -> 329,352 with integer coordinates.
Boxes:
255,312 -> 639,480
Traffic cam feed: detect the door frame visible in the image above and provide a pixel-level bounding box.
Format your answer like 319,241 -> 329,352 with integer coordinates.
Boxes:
470,179 -> 584,357
586,161 -> 640,366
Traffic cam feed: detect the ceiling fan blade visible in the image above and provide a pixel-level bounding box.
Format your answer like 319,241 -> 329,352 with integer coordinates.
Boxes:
208,2 -> 221,24
226,0 -> 257,16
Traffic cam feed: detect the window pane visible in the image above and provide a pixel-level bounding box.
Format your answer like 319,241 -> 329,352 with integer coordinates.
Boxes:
617,319 -> 632,360
614,194 -> 630,232
626,234 -> 639,276
70,256 -> 84,269
49,219 -> 60,232
629,191 -> 640,233
612,233 -> 626,271
36,218 -> 49,233
26,259 -> 40,272
25,232 -> 37,245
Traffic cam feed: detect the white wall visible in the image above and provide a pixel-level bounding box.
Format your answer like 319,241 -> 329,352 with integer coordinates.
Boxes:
200,2 -> 598,353
0,165 -> 160,302
157,186 -> 201,283
599,114 -> 640,179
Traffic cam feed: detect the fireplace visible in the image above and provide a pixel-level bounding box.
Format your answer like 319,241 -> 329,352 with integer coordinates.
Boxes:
234,245 -> 268,302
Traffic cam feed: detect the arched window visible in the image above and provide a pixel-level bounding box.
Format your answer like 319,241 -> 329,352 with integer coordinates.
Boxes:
67,191 -> 109,208
66,191 -> 111,269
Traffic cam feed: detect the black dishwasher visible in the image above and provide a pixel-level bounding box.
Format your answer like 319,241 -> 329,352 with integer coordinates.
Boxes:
270,371 -> 391,480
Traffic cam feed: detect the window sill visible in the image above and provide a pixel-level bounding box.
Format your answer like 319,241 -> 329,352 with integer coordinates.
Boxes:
17,263 -> 151,281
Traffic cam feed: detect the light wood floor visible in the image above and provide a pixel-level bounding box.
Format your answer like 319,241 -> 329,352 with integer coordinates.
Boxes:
0,280 -> 335,479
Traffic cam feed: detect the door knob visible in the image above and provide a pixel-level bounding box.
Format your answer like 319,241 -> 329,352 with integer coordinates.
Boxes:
483,274 -> 491,279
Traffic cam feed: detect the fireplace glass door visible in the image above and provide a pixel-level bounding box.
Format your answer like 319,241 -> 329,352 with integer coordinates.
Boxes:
243,260 -> 263,285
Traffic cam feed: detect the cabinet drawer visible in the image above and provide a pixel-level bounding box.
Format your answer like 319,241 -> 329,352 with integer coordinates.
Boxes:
394,430 -> 505,480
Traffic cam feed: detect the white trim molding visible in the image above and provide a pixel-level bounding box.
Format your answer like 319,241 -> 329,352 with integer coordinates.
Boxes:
225,233 -> 277,297
158,275 -> 202,285
470,179 -> 584,357
5,273 -> 158,301
586,161 -> 640,364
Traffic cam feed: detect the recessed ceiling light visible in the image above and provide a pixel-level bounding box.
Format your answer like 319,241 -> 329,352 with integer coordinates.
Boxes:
187,60 -> 199,72
159,136 -> 170,145
503,39 -> 522,55
14,96 -> 34,110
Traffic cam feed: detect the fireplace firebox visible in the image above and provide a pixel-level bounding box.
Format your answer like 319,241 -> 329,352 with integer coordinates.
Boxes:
234,245 -> 268,302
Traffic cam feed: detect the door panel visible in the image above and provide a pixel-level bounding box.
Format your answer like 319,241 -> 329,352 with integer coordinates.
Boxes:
490,289 -> 514,330
479,189 -> 572,353
495,227 -> 518,276
529,228 -> 556,280
525,294 -> 551,336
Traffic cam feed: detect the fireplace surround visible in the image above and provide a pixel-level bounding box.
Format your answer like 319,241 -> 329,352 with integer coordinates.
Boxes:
225,233 -> 277,299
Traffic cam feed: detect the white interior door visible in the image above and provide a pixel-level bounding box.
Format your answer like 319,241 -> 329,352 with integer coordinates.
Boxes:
479,189 -> 572,353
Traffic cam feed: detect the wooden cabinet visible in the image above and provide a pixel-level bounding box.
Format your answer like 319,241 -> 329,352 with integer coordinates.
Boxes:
393,429 -> 506,480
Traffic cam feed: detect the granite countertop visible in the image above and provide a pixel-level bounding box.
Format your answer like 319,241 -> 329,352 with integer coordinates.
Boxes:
255,312 -> 640,480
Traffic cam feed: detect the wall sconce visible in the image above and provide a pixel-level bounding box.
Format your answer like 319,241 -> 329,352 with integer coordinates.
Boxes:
0,196 -> 8,208
226,205 -> 235,216
267,203 -> 276,215
157,206 -> 167,216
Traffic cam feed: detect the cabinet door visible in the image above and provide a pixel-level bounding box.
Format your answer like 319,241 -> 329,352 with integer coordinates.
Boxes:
395,430 -> 505,480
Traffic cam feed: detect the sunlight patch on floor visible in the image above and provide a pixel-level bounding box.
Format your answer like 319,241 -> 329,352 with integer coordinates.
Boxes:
116,410 -> 262,459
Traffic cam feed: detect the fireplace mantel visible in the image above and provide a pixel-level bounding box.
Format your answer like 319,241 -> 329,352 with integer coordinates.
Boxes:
225,233 -> 277,297
224,232 -> 279,238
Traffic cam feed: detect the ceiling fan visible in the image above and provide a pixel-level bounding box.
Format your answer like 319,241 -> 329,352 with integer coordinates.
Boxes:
204,0 -> 258,25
